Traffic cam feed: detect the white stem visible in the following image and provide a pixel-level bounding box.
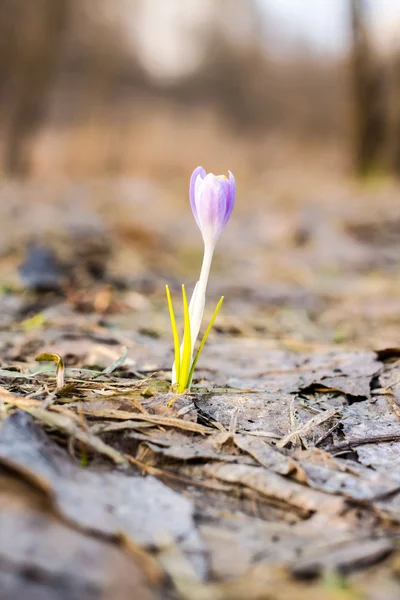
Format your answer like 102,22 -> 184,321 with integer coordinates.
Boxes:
188,242 -> 214,354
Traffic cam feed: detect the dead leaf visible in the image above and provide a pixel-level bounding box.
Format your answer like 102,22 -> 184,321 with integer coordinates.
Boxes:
0,412 -> 207,578
205,463 -> 344,516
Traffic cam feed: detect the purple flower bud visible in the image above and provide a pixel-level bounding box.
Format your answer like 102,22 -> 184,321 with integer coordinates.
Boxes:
190,166 -> 236,248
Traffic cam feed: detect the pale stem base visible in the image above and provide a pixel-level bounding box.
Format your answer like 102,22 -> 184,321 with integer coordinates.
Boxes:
171,243 -> 214,385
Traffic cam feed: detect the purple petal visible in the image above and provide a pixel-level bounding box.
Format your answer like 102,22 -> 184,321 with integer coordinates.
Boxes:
196,174 -> 220,226
223,171 -> 236,224
189,166 -> 206,225
214,178 -> 230,227
189,167 -> 235,245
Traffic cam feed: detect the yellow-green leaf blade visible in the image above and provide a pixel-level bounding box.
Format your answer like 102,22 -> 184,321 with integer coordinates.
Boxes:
186,296 -> 224,390
179,284 -> 192,393
165,285 -> 181,384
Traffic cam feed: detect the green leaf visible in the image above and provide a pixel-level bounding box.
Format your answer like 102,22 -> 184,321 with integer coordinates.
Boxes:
165,285 -> 181,384
21,313 -> 46,331
178,285 -> 192,394
186,296 -> 224,390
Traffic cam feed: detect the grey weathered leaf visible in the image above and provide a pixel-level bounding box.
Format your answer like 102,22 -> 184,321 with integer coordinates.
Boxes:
0,412 -> 207,578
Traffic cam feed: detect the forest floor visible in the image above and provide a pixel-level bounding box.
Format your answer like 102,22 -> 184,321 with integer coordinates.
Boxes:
1,172 -> 400,600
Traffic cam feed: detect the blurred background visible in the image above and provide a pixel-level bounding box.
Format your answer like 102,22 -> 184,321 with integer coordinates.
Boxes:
1,0 -> 400,354
1,0 -> 400,179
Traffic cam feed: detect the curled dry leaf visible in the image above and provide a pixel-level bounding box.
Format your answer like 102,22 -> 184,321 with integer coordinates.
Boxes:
35,352 -> 65,390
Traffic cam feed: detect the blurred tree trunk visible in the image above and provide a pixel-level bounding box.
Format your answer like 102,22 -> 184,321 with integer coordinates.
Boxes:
0,0 -> 69,177
350,0 -> 386,176
391,52 -> 400,176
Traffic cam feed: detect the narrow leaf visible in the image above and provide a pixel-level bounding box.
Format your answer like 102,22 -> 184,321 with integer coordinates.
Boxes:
186,296 -> 224,390
179,285 -> 192,393
165,286 -> 180,384
102,346 -> 128,375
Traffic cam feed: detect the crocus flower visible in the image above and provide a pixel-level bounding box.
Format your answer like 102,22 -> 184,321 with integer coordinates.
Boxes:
190,166 -> 236,250
188,167 -> 236,355
167,166 -> 236,393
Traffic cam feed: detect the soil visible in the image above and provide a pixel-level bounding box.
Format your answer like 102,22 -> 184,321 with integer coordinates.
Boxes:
1,176 -> 400,599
